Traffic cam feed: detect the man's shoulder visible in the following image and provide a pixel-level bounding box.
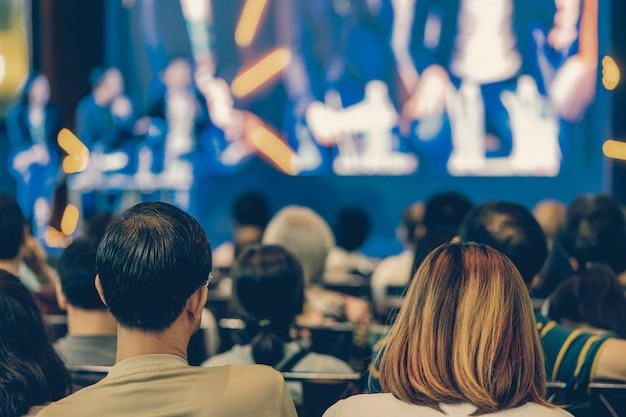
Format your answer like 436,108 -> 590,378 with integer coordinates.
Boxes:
222,363 -> 286,385
37,364 -> 287,417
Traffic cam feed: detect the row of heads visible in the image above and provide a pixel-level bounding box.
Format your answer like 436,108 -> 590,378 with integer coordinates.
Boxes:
4,192 -> 626,331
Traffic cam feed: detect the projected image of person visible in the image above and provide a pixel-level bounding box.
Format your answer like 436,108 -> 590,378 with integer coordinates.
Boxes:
398,0 -> 597,176
279,0 -> 418,175
72,67 -> 138,217
136,57 -> 210,211
136,0 -> 272,175
6,73 -> 63,241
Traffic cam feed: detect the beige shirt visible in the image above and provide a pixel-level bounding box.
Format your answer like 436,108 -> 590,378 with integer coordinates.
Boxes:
37,354 -> 297,417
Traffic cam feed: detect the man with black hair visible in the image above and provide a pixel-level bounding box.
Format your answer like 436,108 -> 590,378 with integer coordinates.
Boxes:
458,201 -> 626,403
39,201 -> 297,417
54,238 -> 117,366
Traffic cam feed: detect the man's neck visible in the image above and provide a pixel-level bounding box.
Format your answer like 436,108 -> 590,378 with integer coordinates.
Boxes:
0,259 -> 20,276
66,306 -> 118,336
115,323 -> 191,364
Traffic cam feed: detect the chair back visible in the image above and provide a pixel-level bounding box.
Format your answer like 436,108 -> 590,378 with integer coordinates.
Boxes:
546,381 -> 568,405
589,381 -> 626,416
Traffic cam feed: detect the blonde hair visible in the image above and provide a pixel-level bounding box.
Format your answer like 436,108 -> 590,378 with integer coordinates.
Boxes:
379,242 -> 550,415
262,206 -> 334,286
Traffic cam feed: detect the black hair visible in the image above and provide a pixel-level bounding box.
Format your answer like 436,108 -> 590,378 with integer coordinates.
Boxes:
558,194 -> 626,274
458,201 -> 548,285
547,263 -> 626,338
334,207 -> 370,252
0,195 -> 25,260
96,202 -> 212,332
232,191 -> 269,227
413,192 -> 473,272
57,238 -> 104,310
232,244 -> 304,367
0,270 -> 71,417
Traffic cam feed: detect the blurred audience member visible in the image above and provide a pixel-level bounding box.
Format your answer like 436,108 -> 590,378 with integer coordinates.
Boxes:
545,263 -> 626,339
328,243 -> 567,417
412,191 -> 473,271
212,191 -> 269,273
0,195 -> 56,300
82,212 -> 115,244
325,206 -> 375,280
370,201 -> 425,316
263,206 -> 369,325
0,270 -> 70,417
54,238 -> 117,366
204,245 -> 353,403
533,199 -> 567,249
537,194 -> 626,296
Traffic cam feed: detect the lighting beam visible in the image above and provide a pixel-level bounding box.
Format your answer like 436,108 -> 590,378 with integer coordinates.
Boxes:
231,48 -> 292,99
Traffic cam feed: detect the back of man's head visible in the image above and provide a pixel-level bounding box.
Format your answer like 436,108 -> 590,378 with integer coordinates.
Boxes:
423,191 -> 473,246
57,238 -> 104,310
232,191 -> 269,228
558,194 -> 626,274
458,201 -> 548,285
0,195 -> 25,261
96,202 -> 212,332
334,207 -> 370,252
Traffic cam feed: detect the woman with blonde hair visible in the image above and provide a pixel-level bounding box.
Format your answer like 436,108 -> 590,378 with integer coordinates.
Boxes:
325,242 -> 571,417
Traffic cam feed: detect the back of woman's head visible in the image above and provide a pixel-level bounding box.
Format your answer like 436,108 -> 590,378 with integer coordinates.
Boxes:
232,245 -> 304,366
262,206 -> 334,286
0,270 -> 70,417
380,242 -> 549,415
547,263 -> 626,338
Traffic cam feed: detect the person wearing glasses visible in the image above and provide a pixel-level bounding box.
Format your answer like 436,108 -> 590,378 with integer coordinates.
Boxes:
38,202 -> 297,417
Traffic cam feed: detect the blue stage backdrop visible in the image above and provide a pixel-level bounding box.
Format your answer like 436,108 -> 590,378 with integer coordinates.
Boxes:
81,0 -> 611,256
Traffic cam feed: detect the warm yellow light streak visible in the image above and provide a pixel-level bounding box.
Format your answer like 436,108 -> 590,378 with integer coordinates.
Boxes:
602,56 -> 620,91
231,48 -> 292,98
58,128 -> 89,173
58,128 -> 88,155
603,139 -> 626,161
249,125 -> 298,175
235,0 -> 269,48
62,155 -> 89,174
60,204 -> 80,236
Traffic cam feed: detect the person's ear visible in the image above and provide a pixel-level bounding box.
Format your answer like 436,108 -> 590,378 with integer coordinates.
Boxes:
95,275 -> 107,306
55,280 -> 68,311
186,285 -> 208,322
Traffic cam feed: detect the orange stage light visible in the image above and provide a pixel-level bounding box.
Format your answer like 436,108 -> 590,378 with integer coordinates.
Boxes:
231,48 -> 292,99
60,204 -> 80,236
235,0 -> 269,48
249,124 -> 298,175
603,140 -> 626,161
